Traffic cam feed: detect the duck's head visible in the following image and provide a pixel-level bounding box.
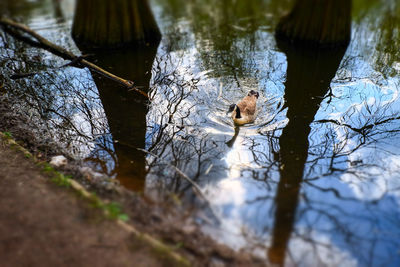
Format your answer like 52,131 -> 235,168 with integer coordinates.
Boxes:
248,90 -> 259,98
227,104 -> 236,114
227,104 -> 241,118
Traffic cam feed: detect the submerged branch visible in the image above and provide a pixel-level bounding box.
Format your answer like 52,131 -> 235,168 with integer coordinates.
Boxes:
0,18 -> 148,98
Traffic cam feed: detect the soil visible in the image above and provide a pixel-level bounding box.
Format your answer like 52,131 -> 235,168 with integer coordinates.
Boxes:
0,99 -> 266,266
0,140 -> 177,267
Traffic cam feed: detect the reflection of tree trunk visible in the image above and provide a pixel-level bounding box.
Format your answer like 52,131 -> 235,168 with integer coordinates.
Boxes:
52,0 -> 65,22
86,43 -> 159,191
268,41 -> 348,265
72,0 -> 161,49
276,0 -> 351,47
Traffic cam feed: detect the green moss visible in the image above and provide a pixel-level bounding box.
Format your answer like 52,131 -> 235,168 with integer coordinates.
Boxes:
174,242 -> 184,249
40,162 -> 71,187
87,194 -> 129,222
51,173 -> 71,187
102,202 -> 130,221
3,131 -> 12,138
118,213 -> 130,222
149,243 -> 189,267
42,163 -> 55,173
51,175 -> 71,187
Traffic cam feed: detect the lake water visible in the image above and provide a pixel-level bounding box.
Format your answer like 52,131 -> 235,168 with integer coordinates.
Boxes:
1,0 -> 400,266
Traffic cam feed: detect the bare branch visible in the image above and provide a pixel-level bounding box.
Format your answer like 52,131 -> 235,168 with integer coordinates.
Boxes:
0,18 -> 148,98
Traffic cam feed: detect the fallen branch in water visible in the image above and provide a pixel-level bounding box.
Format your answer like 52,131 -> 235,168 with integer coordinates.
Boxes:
0,18 -> 148,98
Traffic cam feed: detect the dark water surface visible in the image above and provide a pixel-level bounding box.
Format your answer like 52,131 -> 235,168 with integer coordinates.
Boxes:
1,0 -> 400,265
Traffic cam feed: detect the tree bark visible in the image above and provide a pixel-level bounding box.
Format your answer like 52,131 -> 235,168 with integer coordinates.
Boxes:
72,0 -> 161,49
276,0 -> 351,47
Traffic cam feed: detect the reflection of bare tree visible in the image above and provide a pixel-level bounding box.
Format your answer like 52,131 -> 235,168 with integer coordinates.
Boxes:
369,1 -> 400,79
3,1 -> 400,265
252,3 -> 400,264
0,0 -> 43,18
0,31 -> 108,157
144,53 -> 212,197
157,0 -> 292,88
52,0 -> 65,22
268,41 -> 348,265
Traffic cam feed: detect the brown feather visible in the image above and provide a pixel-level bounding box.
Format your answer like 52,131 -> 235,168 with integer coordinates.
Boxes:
229,91 -> 259,125
237,95 -> 257,116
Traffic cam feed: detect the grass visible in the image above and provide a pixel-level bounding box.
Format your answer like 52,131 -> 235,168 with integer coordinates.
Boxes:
88,193 -> 130,222
3,131 -> 12,138
51,173 -> 72,187
42,163 -> 71,187
39,161 -> 130,221
103,202 -> 130,222
1,131 -> 32,158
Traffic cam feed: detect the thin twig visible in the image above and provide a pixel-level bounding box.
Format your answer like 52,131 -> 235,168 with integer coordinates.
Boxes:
0,18 -> 148,98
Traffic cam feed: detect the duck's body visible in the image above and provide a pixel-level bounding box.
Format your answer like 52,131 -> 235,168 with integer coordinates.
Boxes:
228,90 -> 259,126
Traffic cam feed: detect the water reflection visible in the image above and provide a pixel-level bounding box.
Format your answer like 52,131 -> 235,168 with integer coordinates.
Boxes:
83,44 -> 159,191
2,0 -> 400,266
268,41 -> 348,265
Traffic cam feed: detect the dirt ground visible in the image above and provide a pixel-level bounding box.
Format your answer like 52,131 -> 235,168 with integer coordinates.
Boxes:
0,140 -> 181,267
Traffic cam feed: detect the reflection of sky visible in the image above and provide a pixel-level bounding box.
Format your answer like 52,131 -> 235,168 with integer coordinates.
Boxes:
149,2 -> 400,266
2,0 -> 400,266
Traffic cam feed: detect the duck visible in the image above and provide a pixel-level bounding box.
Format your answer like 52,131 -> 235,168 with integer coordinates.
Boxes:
227,90 -> 259,125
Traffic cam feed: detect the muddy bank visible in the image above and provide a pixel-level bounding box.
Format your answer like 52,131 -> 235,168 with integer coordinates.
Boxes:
0,139 -> 173,267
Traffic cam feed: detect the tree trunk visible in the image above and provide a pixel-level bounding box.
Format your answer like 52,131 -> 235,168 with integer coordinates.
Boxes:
275,0 -> 351,47
72,0 -> 161,49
